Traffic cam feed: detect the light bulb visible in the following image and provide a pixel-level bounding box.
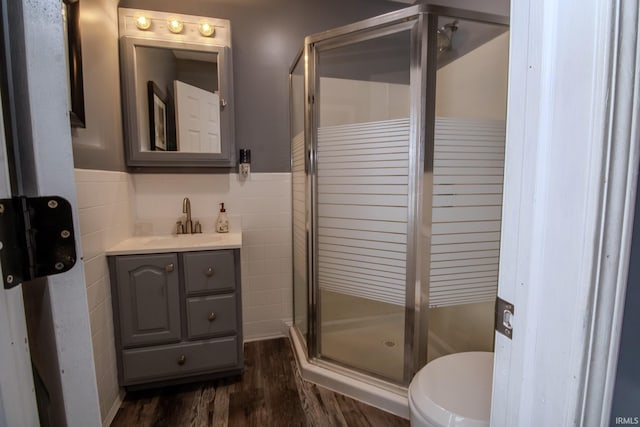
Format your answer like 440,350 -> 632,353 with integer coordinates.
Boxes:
199,22 -> 215,37
167,17 -> 183,34
135,15 -> 151,30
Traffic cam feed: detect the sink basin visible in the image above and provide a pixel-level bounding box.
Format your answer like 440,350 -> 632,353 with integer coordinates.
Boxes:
105,231 -> 242,256
143,234 -> 224,247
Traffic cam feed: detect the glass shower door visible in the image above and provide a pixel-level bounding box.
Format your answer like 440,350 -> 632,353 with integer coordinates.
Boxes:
425,17 -> 509,363
312,25 -> 415,383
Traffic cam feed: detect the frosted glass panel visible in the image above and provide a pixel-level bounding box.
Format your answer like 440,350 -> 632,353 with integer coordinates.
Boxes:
317,119 -> 409,306
430,117 -> 506,307
316,29 -> 411,382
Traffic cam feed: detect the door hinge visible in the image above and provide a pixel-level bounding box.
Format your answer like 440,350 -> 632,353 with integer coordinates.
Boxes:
495,296 -> 514,339
0,196 -> 77,289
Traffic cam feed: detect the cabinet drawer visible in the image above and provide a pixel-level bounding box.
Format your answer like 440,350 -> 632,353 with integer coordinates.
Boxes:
186,294 -> 237,339
122,336 -> 239,384
183,250 -> 235,294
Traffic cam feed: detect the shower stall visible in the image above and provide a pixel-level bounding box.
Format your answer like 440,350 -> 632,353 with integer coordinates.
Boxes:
290,4 -> 509,407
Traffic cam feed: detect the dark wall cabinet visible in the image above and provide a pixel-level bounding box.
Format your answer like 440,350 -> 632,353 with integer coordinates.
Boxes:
108,249 -> 242,388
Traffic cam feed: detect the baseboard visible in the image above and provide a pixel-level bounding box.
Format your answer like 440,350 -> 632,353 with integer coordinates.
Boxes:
102,389 -> 125,427
243,332 -> 286,343
243,319 -> 292,343
281,318 -> 293,336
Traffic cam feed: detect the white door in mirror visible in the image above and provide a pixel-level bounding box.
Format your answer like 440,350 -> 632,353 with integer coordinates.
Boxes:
174,80 -> 221,153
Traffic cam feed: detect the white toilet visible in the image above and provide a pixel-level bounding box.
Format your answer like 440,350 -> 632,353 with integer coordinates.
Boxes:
408,352 -> 494,427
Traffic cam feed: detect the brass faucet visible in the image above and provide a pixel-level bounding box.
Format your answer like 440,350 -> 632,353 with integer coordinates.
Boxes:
177,197 -> 202,234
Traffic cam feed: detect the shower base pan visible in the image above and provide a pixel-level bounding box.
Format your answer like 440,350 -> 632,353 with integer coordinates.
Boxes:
289,326 -> 409,419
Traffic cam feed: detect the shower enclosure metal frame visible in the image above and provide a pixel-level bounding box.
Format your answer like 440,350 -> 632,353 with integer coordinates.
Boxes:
290,4 -> 509,389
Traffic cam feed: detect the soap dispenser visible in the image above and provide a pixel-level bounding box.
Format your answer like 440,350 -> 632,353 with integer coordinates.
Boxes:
216,203 -> 229,233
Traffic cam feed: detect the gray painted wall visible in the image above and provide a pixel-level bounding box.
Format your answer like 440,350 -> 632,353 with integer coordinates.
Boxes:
136,46 -> 177,151
176,59 -> 219,93
73,0 -> 509,172
610,172 -> 640,423
117,0 -> 405,172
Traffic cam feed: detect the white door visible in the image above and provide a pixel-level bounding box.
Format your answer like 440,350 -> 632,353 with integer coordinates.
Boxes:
0,83 -> 39,427
174,80 -> 221,153
0,0 -> 101,425
491,0 -> 640,425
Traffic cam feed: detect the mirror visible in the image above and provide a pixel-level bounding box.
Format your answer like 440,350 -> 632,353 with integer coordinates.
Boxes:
136,46 -> 220,153
119,8 -> 235,168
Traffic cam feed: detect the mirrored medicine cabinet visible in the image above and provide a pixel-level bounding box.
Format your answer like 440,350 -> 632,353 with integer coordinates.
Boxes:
119,8 -> 236,168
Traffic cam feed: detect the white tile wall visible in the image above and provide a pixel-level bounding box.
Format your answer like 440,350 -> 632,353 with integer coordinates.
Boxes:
74,169 -> 133,424
74,170 -> 293,425
132,172 -> 293,340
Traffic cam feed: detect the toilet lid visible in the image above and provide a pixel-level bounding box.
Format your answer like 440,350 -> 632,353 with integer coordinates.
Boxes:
409,352 -> 494,427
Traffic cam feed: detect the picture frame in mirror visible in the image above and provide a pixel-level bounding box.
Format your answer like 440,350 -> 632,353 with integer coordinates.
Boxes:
62,0 -> 86,128
147,81 -> 167,151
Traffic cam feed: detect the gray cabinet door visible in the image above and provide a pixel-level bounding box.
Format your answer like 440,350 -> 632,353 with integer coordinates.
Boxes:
115,254 -> 181,348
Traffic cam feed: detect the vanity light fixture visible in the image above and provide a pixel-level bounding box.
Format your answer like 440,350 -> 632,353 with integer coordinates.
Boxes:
135,15 -> 151,30
167,17 -> 184,34
199,22 -> 215,37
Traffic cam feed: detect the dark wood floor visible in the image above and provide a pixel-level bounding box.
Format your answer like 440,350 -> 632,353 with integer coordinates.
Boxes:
111,337 -> 409,427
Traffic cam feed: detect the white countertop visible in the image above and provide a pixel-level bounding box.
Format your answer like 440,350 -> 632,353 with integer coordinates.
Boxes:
105,232 -> 242,256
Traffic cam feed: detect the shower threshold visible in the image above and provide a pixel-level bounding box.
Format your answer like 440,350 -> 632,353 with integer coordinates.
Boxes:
289,326 -> 409,419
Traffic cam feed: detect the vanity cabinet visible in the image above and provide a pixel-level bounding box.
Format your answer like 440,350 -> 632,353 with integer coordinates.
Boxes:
108,249 -> 242,388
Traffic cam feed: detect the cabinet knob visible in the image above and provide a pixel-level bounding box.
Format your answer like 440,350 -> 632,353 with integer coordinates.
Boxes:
166,263 -> 175,273
208,312 -> 217,322
177,355 -> 186,366
205,267 -> 214,277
